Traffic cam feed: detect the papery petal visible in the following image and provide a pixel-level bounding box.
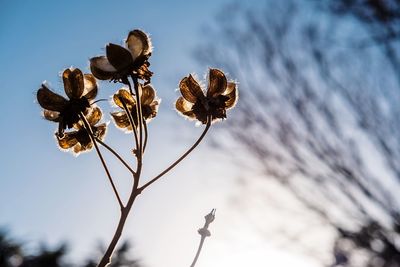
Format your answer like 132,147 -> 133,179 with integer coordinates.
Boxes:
207,69 -> 227,97
175,96 -> 195,119
73,121 -> 83,130
72,107 -> 93,130
37,84 -> 68,111
43,110 -> 60,122
90,56 -> 117,80
142,100 -> 159,121
179,75 -> 204,103
135,61 -> 153,81
63,68 -> 84,99
224,82 -> 236,95
83,74 -> 98,100
126,29 -> 152,59
225,86 -> 238,109
86,106 -> 103,125
57,132 -> 78,149
84,142 -> 94,151
75,130 -> 92,147
141,84 -> 156,105
111,111 -> 132,130
113,89 -> 136,109
95,123 -> 107,141
73,143 -> 83,154
106,43 -> 134,71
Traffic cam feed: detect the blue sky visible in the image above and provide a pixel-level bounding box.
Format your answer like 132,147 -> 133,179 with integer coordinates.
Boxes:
0,0 -> 229,224
0,1 -> 322,267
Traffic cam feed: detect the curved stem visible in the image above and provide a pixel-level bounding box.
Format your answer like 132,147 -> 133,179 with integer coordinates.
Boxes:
97,148 -> 142,267
127,79 -> 134,95
143,119 -> 148,153
132,77 -> 144,160
95,138 -> 136,175
97,189 -> 139,267
97,78 -> 144,267
79,113 -> 124,210
190,237 -> 206,267
120,99 -> 139,155
140,118 -> 211,192
190,209 -> 216,267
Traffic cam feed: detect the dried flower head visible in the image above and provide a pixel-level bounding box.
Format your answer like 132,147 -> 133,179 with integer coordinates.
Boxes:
57,107 -> 107,155
90,29 -> 153,84
175,69 -> 238,124
111,85 -> 159,131
37,68 -> 98,136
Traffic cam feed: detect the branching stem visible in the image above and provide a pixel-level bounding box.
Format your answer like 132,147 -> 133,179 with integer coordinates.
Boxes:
132,76 -> 144,160
97,78 -> 144,267
120,99 -> 139,157
95,138 -> 136,175
96,82 -> 212,267
140,118 -> 211,191
79,113 -> 124,210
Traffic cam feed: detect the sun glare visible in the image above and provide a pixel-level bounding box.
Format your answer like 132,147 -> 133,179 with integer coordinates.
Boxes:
200,241 -> 321,267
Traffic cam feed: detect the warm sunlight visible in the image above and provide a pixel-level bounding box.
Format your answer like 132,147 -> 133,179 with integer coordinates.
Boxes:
202,244 -> 321,267
2,0 -> 399,266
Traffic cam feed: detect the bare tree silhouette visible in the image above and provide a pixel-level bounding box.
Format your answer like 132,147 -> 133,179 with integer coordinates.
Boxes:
196,0 -> 400,266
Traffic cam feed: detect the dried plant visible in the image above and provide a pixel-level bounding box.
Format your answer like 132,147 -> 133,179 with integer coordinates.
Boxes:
36,29 -> 237,267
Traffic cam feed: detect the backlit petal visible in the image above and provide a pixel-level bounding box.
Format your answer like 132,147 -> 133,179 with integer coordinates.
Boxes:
75,130 -> 92,148
111,111 -> 132,130
95,123 -> 107,141
141,84 -> 156,105
57,132 -> 78,149
179,75 -> 204,103
148,100 -> 159,118
126,29 -> 152,59
90,56 -> 117,80
83,74 -> 98,100
225,86 -> 238,109
224,82 -> 236,95
106,43 -> 134,71
207,69 -> 227,97
63,68 -> 84,99
142,99 -> 159,121
86,107 -> 103,125
113,89 -> 136,109
43,110 -> 60,122
37,84 -> 68,111
73,143 -> 83,154
175,96 -> 195,119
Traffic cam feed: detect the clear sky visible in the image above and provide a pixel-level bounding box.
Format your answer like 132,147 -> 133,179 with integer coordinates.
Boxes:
0,1 -> 323,267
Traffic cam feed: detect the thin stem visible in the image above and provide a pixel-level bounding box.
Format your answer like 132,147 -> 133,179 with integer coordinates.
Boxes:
127,78 -> 134,95
97,79 -> 145,267
190,209 -> 216,267
143,119 -> 148,153
95,138 -> 136,176
120,98 -> 139,154
97,144 -> 143,267
79,113 -> 124,210
190,237 -> 206,267
140,118 -> 212,192
132,77 -> 144,160
97,190 -> 138,267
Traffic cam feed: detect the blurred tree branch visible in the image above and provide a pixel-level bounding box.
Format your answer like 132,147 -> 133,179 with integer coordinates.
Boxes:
196,0 -> 400,266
